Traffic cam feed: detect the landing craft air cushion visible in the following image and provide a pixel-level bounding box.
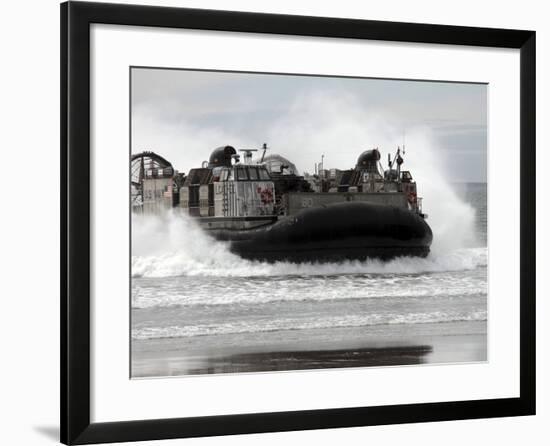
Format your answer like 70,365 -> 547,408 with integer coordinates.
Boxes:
131,144 -> 433,262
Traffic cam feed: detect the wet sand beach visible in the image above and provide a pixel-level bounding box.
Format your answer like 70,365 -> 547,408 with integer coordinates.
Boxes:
131,320 -> 486,377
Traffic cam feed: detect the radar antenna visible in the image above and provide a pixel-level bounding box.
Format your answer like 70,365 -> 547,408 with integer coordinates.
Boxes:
239,149 -> 258,165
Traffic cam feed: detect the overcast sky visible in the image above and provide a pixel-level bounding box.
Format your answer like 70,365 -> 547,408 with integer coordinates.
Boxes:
131,68 -> 487,182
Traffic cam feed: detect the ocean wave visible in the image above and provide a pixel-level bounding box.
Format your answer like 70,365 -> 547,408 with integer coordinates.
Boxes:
132,246 -> 487,279
132,274 -> 487,309
132,310 -> 487,340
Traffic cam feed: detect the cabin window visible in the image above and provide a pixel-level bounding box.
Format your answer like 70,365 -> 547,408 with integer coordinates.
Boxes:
248,166 -> 259,180
220,169 -> 229,182
236,166 -> 248,181
258,167 -> 270,180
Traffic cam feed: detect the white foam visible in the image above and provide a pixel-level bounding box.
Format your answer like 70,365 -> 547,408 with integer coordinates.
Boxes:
132,310 -> 488,340
131,212 -> 486,279
132,269 -> 487,309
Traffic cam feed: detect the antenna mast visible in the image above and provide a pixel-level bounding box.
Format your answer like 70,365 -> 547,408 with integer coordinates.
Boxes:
260,143 -> 268,162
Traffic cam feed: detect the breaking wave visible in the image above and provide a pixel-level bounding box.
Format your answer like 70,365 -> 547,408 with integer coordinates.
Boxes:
132,269 -> 487,309
132,310 -> 488,340
131,211 -> 486,279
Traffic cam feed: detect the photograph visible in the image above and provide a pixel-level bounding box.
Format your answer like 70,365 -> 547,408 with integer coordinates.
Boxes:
130,67 -> 488,378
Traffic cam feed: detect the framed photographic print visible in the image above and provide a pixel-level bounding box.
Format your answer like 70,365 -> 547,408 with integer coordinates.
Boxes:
61,1 -> 536,444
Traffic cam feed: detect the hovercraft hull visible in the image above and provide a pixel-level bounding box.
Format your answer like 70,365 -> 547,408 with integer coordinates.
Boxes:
209,201 -> 432,262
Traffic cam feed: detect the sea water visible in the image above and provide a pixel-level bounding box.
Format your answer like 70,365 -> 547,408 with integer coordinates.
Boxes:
131,184 -> 487,357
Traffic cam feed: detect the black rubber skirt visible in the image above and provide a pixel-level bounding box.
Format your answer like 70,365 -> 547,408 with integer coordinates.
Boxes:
210,201 -> 433,262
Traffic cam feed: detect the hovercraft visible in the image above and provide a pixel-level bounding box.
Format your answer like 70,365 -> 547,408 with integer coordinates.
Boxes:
131,144 -> 432,262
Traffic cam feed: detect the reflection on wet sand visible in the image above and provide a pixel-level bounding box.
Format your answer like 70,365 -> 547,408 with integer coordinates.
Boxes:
131,321 -> 487,378
187,345 -> 433,375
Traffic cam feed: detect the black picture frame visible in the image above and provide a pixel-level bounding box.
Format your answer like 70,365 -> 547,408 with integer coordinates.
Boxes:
61,1 -> 536,444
